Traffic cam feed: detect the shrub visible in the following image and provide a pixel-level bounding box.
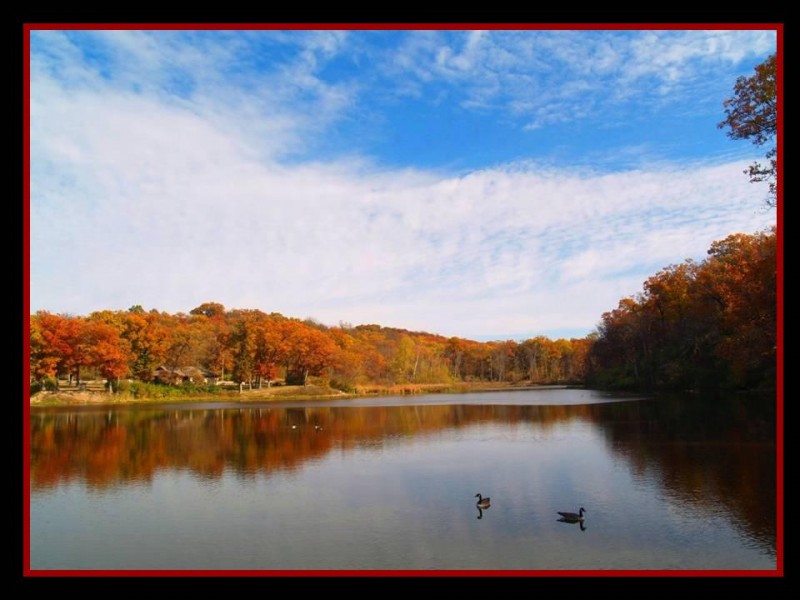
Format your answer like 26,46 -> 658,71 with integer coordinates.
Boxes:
329,379 -> 356,393
120,380 -> 223,399
180,382 -> 221,395
285,371 -> 306,386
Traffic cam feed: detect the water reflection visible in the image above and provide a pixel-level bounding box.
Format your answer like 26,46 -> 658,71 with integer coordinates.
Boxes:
557,518 -> 587,531
30,392 -> 775,561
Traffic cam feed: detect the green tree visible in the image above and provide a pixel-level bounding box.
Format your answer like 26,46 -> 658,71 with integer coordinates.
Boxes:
719,53 -> 777,207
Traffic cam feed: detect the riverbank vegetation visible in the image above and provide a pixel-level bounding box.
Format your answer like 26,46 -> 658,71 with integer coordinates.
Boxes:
29,228 -> 775,399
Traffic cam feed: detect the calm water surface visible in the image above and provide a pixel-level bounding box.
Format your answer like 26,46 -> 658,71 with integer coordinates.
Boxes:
28,388 -> 777,571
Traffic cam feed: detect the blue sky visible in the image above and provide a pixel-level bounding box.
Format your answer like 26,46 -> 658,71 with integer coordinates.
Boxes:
28,27 -> 778,341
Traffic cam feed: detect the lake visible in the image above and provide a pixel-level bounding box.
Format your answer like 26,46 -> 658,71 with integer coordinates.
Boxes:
27,387 -> 777,572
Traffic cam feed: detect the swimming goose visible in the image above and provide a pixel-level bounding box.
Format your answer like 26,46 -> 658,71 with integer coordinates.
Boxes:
557,507 -> 586,521
475,493 -> 491,509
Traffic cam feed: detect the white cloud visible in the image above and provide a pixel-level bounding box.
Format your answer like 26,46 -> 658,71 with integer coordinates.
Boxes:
28,29 -> 777,339
30,80 -> 774,338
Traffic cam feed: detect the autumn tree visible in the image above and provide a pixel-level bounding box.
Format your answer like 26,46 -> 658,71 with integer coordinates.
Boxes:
327,327 -> 364,388
444,337 -> 468,380
29,312 -> 129,388
51,314 -> 91,385
589,296 -> 653,389
696,229 -> 776,387
252,316 -> 288,388
518,336 -> 572,383
566,337 -> 592,382
389,334 -> 418,383
30,314 -> 61,386
161,312 -> 209,370
190,302 -> 226,319
84,318 -> 130,392
192,307 -> 232,380
518,337 -> 544,381
283,321 -> 337,386
120,309 -> 170,381
227,309 -> 266,391
719,53 -> 777,207
639,262 -> 703,388
490,340 -> 518,382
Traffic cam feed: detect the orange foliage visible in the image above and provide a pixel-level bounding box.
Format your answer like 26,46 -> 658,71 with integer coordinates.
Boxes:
30,304 -> 596,390
590,228 -> 776,390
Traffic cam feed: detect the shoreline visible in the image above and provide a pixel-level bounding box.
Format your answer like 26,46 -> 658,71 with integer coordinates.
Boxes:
28,381 -> 573,408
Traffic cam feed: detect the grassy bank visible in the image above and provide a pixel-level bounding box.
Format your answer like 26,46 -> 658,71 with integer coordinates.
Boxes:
29,383 -> 349,407
29,380 -> 555,408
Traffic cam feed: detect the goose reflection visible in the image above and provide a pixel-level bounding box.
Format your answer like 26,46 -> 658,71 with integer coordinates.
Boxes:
557,517 -> 587,531
476,506 -> 486,519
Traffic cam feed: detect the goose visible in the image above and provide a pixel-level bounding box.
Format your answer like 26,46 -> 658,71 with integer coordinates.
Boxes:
475,493 -> 491,509
557,507 -> 586,521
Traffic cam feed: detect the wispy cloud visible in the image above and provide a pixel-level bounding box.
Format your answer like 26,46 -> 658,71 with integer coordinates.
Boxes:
384,29 -> 775,130
31,30 -> 360,161
31,29 -> 776,159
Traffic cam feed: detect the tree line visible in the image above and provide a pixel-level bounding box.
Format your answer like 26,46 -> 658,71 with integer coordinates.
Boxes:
586,228 -> 776,391
29,302 -> 591,393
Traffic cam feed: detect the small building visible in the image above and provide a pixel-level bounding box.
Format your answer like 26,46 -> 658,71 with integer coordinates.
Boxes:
152,366 -> 219,385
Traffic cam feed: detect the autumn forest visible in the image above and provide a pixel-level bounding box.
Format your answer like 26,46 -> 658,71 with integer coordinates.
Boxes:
28,228 -> 776,396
